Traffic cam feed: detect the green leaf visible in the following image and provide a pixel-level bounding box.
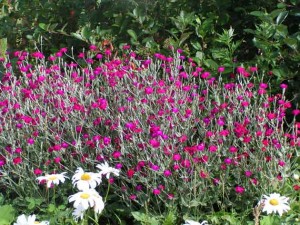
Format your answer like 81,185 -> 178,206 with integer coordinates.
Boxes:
0,205 -> 15,225
96,0 -> 101,6
276,11 -> 288,25
48,203 -> 56,213
204,59 -> 219,69
49,23 -> 58,31
270,9 -> 284,19
127,29 -> 138,41
193,51 -> 204,64
132,211 -> 147,222
179,32 -> 192,46
190,40 -> 202,50
284,38 -> 298,49
290,0 -> 298,5
244,29 -> 256,35
81,26 -> 91,41
272,68 -> 284,80
221,214 -> 239,224
275,24 -> 288,38
291,9 -> 300,17
250,11 -> 266,17
189,199 -> 206,207
71,32 -> 84,41
131,211 -> 159,225
0,38 -> 7,58
0,219 -> 10,225
162,211 -> 176,225
277,2 -> 286,8
38,23 -> 47,30
260,215 -> 281,225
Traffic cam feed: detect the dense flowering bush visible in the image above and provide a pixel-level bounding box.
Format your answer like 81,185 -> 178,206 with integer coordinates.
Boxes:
0,46 -> 299,220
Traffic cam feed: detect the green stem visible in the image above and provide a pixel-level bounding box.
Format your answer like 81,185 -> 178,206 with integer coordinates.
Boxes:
105,182 -> 110,203
88,215 -> 99,225
53,185 -> 56,205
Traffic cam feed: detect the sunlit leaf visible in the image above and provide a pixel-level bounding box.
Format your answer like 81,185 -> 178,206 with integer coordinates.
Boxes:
276,11 -> 288,25
127,29 -> 137,41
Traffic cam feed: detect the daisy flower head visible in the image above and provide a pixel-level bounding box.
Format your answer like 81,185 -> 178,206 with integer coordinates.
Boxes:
293,173 -> 299,181
14,214 -> 49,225
68,188 -> 105,213
36,172 -> 68,188
96,161 -> 120,179
259,193 -> 290,216
183,220 -> 209,225
72,204 -> 86,221
72,167 -> 101,190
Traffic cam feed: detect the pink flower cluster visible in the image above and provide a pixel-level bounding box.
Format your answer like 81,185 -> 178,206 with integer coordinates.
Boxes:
0,46 -> 299,210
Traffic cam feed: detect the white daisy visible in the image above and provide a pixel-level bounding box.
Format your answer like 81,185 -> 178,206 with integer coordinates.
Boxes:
183,220 -> 209,225
36,172 -> 68,188
72,204 -> 86,221
94,194 -> 105,214
72,167 -> 101,190
68,188 -> 105,212
259,193 -> 291,216
96,161 -> 120,179
14,214 -> 49,225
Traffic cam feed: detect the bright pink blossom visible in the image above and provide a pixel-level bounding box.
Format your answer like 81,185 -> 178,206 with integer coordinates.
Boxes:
13,157 -> 22,165
34,168 -> 43,175
208,145 -> 218,152
153,188 -> 161,195
235,186 -> 245,194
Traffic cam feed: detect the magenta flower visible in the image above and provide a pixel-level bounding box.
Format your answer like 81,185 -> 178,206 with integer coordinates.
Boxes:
34,168 -> 43,175
200,72 -> 210,79
172,154 -> 181,161
97,98 -> 108,110
213,178 -> 220,185
208,145 -> 218,152
144,87 -> 153,95
218,67 -> 225,73
181,159 -> 191,168
129,195 -> 137,200
280,83 -> 288,89
245,170 -> 252,177
149,139 -> 160,148
153,188 -> 161,195
199,171 -> 208,178
224,158 -> 232,165
292,109 -> 300,116
163,170 -> 172,177
229,146 -> 238,153
235,186 -> 245,194
54,157 -> 61,164
27,138 -> 35,145
167,193 -> 174,199
112,151 -> 121,159
13,157 -> 22,165
150,164 -> 160,171
278,160 -> 285,167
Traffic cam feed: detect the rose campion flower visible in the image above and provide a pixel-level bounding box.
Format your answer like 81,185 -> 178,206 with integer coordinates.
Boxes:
235,186 -> 245,194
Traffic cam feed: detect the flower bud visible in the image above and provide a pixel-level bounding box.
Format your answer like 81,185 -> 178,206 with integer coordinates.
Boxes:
293,174 -> 299,181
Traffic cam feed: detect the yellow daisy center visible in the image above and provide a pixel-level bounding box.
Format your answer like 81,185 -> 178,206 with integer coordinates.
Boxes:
80,193 -> 90,199
48,175 -> 57,181
269,198 -> 279,206
81,173 -> 91,181
34,222 -> 41,224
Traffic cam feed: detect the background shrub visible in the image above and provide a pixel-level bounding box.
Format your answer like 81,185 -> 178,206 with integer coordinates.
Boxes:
0,0 -> 299,110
